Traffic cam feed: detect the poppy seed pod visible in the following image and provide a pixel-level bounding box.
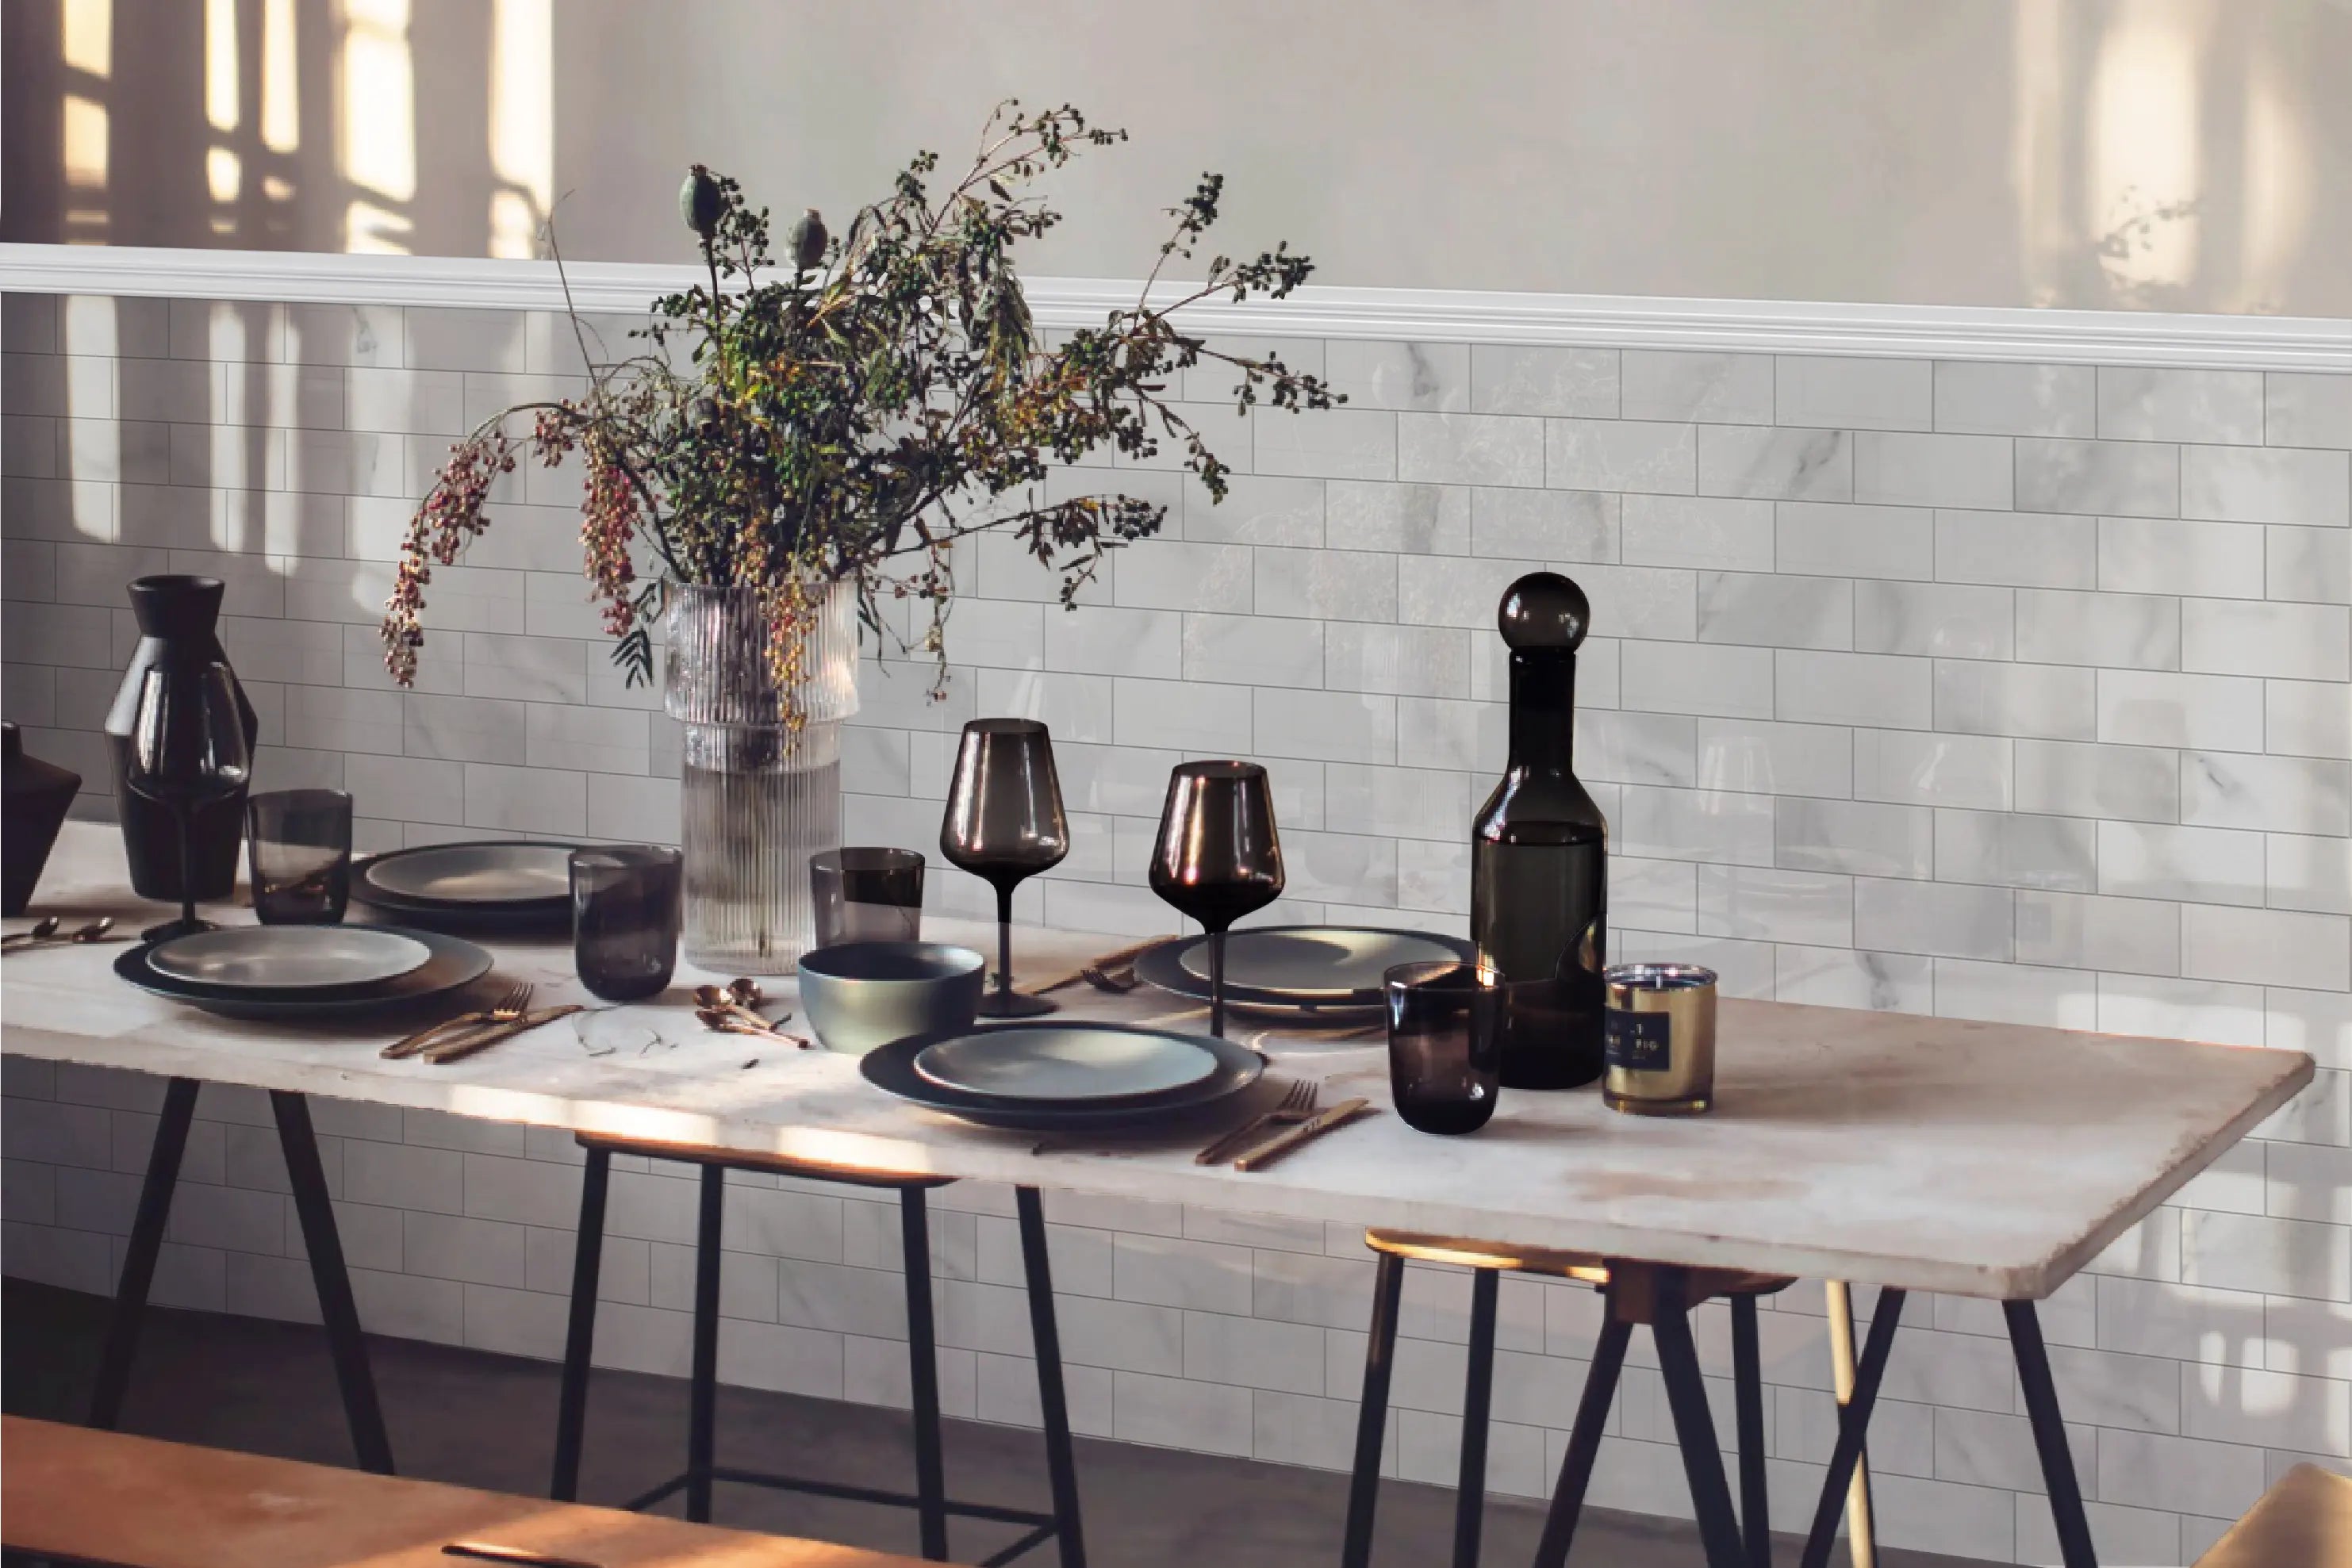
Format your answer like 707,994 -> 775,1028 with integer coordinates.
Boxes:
678,167 -> 725,239
788,208 -> 828,273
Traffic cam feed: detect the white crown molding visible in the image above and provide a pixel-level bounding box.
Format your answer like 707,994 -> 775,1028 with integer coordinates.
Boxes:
2,242 -> 2346,372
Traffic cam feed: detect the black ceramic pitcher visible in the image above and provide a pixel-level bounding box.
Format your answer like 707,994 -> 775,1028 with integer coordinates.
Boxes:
104,575 -> 260,900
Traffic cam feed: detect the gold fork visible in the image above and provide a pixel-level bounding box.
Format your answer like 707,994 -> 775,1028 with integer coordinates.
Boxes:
382,980 -> 535,1060
1194,1079 -> 1318,1166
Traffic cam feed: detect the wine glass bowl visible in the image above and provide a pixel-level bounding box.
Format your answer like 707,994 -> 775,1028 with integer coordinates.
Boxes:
1148,761 -> 1284,1037
125,663 -> 253,941
939,718 -> 1069,1018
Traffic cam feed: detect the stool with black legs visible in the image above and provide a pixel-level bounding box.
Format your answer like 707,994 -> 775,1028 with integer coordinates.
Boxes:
1341,1231 -> 1862,1568
549,1133 -> 1085,1567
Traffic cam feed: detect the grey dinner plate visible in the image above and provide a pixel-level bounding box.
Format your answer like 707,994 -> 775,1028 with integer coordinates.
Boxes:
148,926 -> 434,990
1176,927 -> 1465,999
363,842 -> 574,905
914,1024 -> 1219,1102
862,1026 -> 1264,1131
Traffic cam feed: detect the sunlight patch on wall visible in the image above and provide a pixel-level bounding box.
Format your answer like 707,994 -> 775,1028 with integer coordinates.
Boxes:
2235,48 -> 2311,316
489,0 -> 555,259
340,0 -> 416,253
205,0 -> 239,132
263,0 -> 301,154
59,0 -> 109,232
2088,2 -> 2204,305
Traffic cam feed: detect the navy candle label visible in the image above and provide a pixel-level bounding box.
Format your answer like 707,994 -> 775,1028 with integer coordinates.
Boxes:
1605,1009 -> 1671,1072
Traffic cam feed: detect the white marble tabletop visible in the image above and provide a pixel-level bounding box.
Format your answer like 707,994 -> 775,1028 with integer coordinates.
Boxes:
1,822 -> 2312,1300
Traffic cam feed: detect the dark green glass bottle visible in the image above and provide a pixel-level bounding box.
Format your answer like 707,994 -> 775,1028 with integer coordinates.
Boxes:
1471,572 -> 1607,1090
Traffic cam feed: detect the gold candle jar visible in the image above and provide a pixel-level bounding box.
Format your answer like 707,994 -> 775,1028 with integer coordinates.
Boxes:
1602,963 -> 1717,1114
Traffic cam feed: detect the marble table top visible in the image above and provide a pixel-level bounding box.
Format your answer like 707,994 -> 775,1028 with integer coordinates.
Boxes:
1,822 -> 2311,1300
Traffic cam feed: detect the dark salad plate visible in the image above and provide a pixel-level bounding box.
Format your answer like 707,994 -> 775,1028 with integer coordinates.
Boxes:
351,840 -> 577,935
1132,925 -> 1479,1019
861,1024 -> 1264,1132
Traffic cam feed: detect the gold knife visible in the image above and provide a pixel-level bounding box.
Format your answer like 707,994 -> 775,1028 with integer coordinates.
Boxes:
420,1005 -> 585,1064
1234,1098 -> 1374,1171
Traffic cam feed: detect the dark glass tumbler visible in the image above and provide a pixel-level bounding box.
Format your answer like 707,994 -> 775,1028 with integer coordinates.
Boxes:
1383,960 -> 1503,1136
246,788 -> 353,924
570,845 -> 683,1003
811,847 -> 924,947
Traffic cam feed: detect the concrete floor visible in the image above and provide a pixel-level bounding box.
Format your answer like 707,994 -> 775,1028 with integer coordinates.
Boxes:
2,1279 -> 1992,1566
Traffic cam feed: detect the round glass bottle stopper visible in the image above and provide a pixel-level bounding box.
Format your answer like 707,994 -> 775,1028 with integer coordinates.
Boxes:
1497,572 -> 1590,650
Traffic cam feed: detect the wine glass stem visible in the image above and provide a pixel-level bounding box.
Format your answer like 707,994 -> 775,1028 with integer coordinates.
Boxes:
995,884 -> 1015,1000
175,807 -> 198,930
1209,927 -> 1227,1039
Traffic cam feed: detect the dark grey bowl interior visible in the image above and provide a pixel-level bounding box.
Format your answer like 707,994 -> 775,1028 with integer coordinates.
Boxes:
797,941 -> 986,1056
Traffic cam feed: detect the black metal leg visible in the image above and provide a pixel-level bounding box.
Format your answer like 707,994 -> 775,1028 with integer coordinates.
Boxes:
1015,1187 -> 1088,1568
1452,1268 -> 1498,1568
273,1091 -> 394,1475
1731,1293 -> 1768,1567
1340,1252 -> 1405,1568
1799,1288 -> 1906,1568
550,1145 -> 611,1501
685,1164 -> 723,1522
902,1188 -> 950,1561
1652,1272 -> 1746,1568
1824,1280 -> 1878,1568
1533,1311 -> 1632,1568
2007,1300 -> 2098,1568
88,1075 -> 198,1431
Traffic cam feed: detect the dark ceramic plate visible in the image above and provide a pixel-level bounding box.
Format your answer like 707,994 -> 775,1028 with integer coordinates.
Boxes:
1132,926 -> 1479,1019
861,1025 -> 1264,1131
114,927 -> 494,1019
351,841 -> 578,935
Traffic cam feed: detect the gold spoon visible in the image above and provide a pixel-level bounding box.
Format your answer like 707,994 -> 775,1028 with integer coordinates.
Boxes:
3,917 -> 63,949
693,983 -> 792,1033
693,1006 -> 810,1047
67,917 -> 116,943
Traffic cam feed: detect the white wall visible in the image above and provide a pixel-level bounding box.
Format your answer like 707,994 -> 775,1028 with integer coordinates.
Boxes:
6,0 -> 2351,313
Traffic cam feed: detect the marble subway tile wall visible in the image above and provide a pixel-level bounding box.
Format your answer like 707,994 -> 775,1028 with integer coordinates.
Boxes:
4,290 -> 2350,1564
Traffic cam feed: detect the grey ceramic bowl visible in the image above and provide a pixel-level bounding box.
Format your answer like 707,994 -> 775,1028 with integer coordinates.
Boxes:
796,941 -> 987,1056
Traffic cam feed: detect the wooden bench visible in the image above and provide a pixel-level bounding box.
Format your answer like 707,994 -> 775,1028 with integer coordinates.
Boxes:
2194,1463 -> 2351,1568
0,1416 -> 938,1567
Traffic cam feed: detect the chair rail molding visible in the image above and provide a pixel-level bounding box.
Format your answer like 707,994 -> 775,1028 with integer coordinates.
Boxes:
2,242 -> 2347,371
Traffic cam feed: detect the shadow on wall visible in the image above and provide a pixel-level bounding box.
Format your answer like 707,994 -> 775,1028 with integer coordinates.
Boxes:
0,0 -> 552,258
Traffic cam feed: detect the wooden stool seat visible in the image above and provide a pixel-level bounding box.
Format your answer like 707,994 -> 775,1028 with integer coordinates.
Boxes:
2195,1463 -> 2352,1568
0,1415 -> 927,1567
574,1131 -> 957,1190
1364,1229 -> 1795,1305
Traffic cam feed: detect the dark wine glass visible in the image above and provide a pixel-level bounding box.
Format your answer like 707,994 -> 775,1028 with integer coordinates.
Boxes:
939,719 -> 1069,1018
1148,761 -> 1284,1037
1385,960 -> 1503,1135
124,663 -> 252,941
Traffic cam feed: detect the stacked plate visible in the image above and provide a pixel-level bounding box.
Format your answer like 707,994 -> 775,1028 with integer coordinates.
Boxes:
861,1022 -> 1264,1131
116,924 -> 493,1019
351,842 -> 576,934
1132,925 -> 1478,1020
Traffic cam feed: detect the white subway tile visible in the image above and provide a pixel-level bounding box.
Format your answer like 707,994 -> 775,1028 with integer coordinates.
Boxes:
1620,493 -> 1775,573
2266,374 -> 2352,449
1934,808 -> 2096,892
1932,508 -> 2098,589
1575,708 -> 1697,788
1113,1368 -> 1255,1456
2015,588 -> 2180,671
1775,944 -> 1935,1013
1932,361 -> 2097,438
1619,351 -> 1774,424
2182,749 -> 2351,836
1775,500 -> 1934,580
1110,677 -> 1253,755
1694,718 -> 1851,798
2181,905 -> 2350,992
2097,821 -> 2266,907
1322,623 -> 1472,697
1934,660 -> 2097,742
1853,730 -> 2012,811
1694,573 -> 1851,650
1775,650 -> 1932,729
1325,339 -> 1468,412
2015,891 -> 2180,976
1854,878 -> 2012,961
1612,855 -> 1698,934
1253,545 -> 1395,623
1620,641 -> 1775,720
2269,680 -> 2352,761
1326,480 -> 1465,554
1251,687 -> 1396,765
1696,426 -> 1851,501
1470,486 -> 1616,562
2267,525 -> 2352,606
2101,516 -> 2267,599
2099,368 -> 2266,445
2012,738 -> 2177,823
1397,412 -> 1544,488
2270,834 -> 2352,916
1776,797 -> 1934,880
1545,417 -> 1696,494
2181,444 -> 2350,527
2017,438 -> 2179,517
1619,785 -> 1776,868
2183,599 -> 2348,682
1777,356 -> 1932,431
1571,564 -> 1698,641
1464,345 -> 1616,420
1253,405 -> 1396,480
1395,553 -> 1543,630
1855,431 -> 2014,511
2180,1209 -> 2349,1302
1323,764 -> 1471,841
1852,581 -> 2013,660
1696,864 -> 1852,946
1114,539 -> 1255,614
1181,612 -> 1322,689
2097,669 -> 2266,751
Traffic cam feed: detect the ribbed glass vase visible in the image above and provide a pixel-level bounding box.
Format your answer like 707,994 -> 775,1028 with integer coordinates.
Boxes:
663,579 -> 859,973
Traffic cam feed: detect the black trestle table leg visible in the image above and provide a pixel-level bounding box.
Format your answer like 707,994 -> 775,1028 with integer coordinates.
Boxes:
1731,1291 -> 1769,1567
1452,1268 -> 1498,1568
1651,1271 -> 1747,1568
1340,1251 -> 1405,1568
903,1187 -> 950,1560
88,1076 -> 198,1431
1532,1309 -> 1632,1568
1799,1287 -> 1905,1568
685,1164 -> 723,1522
273,1090 -> 394,1475
1015,1187 -> 1087,1568
550,1144 -> 611,1501
2007,1299 -> 2098,1567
